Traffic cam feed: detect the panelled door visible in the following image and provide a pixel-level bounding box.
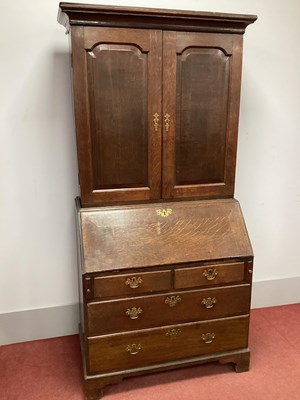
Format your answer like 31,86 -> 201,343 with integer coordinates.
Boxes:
71,27 -> 162,206
162,31 -> 243,199
71,27 -> 243,206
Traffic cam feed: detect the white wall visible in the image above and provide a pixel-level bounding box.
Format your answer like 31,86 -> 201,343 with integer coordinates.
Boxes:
1,0 -> 300,342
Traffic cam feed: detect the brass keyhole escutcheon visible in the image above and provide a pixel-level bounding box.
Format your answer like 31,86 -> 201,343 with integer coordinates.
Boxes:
201,297 -> 217,309
164,113 -> 171,132
126,307 -> 143,319
156,208 -> 172,218
203,268 -> 218,281
153,113 -> 159,131
125,276 -> 142,289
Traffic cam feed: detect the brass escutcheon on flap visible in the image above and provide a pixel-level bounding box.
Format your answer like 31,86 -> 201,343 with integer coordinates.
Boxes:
125,276 -> 143,289
165,295 -> 181,307
201,332 -> 215,344
201,297 -> 217,309
126,343 -> 141,355
203,268 -> 218,281
125,307 -> 143,319
156,208 -> 172,218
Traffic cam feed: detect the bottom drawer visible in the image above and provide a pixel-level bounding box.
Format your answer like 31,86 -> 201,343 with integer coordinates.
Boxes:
87,315 -> 249,374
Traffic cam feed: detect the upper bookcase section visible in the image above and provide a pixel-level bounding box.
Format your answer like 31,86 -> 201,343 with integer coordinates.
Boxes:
58,2 -> 257,34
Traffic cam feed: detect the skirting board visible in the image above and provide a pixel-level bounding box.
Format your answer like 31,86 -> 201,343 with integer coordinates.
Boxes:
1,277 -> 300,346
0,304 -> 79,346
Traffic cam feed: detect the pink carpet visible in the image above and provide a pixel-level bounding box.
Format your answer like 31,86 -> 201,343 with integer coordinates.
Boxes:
1,304 -> 300,400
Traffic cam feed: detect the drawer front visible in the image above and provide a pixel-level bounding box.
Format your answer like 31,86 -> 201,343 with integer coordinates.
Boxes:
87,315 -> 249,374
174,262 -> 245,289
87,284 -> 250,335
93,270 -> 171,298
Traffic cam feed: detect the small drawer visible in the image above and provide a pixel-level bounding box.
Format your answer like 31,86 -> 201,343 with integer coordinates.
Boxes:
87,284 -> 251,336
174,262 -> 245,289
87,315 -> 249,374
93,270 -> 171,298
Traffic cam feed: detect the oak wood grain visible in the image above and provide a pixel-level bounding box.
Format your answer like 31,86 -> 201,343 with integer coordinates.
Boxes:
87,315 -> 249,374
87,284 -> 250,335
79,199 -> 253,273
71,27 -> 162,206
174,262 -> 245,289
93,270 -> 171,299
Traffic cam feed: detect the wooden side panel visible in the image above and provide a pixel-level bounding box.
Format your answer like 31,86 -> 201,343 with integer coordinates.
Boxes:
163,32 -> 243,199
79,199 -> 253,273
71,27 -> 162,206
87,316 -> 249,374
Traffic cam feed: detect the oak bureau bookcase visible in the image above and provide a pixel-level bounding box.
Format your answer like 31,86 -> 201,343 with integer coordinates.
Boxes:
57,3 -> 256,399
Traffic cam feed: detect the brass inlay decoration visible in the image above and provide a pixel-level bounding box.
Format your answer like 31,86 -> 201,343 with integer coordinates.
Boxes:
201,332 -> 215,344
164,113 -> 171,132
125,276 -> 143,289
153,113 -> 159,131
201,297 -> 217,309
126,307 -> 143,319
156,208 -> 172,218
126,343 -> 141,355
165,295 -> 182,307
166,328 -> 181,339
203,268 -> 218,281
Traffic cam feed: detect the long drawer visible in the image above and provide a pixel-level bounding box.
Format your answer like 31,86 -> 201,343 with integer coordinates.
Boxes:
87,284 -> 251,335
87,315 -> 249,374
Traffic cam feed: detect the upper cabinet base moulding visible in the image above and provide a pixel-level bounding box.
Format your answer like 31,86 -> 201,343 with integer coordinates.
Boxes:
57,3 -> 256,399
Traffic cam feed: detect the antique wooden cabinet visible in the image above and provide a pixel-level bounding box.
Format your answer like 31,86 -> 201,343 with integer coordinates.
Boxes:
58,3 -> 256,399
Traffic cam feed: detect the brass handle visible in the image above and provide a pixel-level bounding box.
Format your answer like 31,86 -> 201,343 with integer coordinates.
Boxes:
125,276 -> 143,289
203,268 -> 218,281
126,344 -> 141,355
166,328 -> 181,339
201,333 -> 215,344
153,113 -> 159,131
164,113 -> 171,132
201,297 -> 217,309
125,307 -> 143,319
165,295 -> 181,307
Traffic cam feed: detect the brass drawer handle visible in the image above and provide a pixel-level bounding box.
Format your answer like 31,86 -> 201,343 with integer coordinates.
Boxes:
164,113 -> 171,132
201,332 -> 215,344
126,307 -> 143,319
166,328 -> 181,339
153,113 -> 159,131
201,297 -> 217,309
125,276 -> 143,289
126,343 -> 141,355
203,268 -> 218,281
165,295 -> 181,307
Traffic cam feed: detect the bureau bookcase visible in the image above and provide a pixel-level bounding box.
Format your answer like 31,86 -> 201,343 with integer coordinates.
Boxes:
58,3 -> 256,399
